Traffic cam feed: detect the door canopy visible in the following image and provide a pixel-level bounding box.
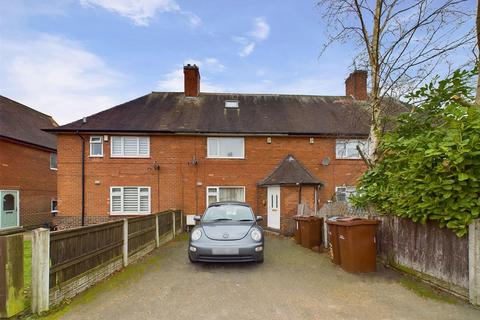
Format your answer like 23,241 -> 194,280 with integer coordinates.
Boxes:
258,154 -> 323,187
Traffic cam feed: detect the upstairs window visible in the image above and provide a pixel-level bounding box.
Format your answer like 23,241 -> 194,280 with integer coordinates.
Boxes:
335,186 -> 356,202
50,153 -> 57,170
110,186 -> 151,214
207,137 -> 244,159
111,136 -> 150,158
335,139 -> 369,159
90,136 -> 103,157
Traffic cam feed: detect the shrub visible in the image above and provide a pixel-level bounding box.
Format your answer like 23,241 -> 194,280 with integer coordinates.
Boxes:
352,69 -> 480,237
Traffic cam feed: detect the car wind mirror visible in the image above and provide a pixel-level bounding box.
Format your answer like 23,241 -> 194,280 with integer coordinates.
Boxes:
256,216 -> 263,222
194,215 -> 201,222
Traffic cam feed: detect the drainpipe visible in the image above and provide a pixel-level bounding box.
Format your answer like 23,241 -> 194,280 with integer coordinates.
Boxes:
76,132 -> 86,226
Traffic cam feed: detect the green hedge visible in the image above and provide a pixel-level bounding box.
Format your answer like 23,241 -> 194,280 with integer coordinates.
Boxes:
352,69 -> 480,237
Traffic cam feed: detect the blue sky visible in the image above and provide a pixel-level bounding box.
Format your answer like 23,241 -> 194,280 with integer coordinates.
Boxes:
0,0 -> 475,124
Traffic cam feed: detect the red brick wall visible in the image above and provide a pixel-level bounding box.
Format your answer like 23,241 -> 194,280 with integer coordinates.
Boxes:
56,134 -> 366,230
0,139 -> 56,228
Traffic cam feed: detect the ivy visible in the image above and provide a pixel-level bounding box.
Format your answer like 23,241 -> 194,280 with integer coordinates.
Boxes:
351,69 -> 479,237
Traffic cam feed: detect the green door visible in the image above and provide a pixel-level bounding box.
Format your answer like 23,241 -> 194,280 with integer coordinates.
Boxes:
1,190 -> 19,228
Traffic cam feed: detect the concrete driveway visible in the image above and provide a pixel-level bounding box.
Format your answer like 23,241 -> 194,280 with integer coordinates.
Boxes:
53,234 -> 480,320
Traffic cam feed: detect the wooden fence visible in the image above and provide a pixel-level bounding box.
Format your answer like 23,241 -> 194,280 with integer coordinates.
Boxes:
31,210 -> 183,313
377,215 -> 469,298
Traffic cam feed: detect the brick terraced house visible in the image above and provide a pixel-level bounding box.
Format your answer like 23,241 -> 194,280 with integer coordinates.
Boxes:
46,65 -> 375,234
0,96 -> 58,229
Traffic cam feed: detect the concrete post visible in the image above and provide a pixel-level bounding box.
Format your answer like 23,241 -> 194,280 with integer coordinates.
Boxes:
323,218 -> 328,249
123,219 -> 128,267
172,211 -> 176,237
180,211 -> 183,233
31,228 -> 50,314
469,219 -> 480,306
155,214 -> 160,248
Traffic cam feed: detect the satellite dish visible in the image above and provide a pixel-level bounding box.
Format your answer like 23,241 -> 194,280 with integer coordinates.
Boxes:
321,157 -> 331,166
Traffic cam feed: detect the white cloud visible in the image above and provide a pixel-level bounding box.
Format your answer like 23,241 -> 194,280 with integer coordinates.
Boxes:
79,0 -> 201,27
0,34 -> 129,124
239,42 -> 255,57
156,58 -> 225,92
235,17 -> 270,57
249,17 -> 270,41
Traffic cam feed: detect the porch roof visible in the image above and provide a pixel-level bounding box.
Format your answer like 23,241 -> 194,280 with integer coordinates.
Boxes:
258,154 -> 323,186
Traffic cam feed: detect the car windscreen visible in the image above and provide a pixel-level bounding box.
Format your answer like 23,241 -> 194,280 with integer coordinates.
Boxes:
203,205 -> 254,222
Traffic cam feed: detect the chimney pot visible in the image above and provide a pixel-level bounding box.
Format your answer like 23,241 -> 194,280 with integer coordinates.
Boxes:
345,70 -> 368,100
184,64 -> 200,97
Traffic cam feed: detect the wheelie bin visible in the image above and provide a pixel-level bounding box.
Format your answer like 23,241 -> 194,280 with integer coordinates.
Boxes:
331,217 -> 379,273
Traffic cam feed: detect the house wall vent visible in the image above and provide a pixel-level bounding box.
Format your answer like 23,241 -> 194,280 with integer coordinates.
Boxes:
225,100 -> 239,108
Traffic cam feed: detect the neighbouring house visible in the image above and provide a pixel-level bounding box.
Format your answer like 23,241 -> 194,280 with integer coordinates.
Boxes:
0,96 -> 58,229
46,65 -> 373,234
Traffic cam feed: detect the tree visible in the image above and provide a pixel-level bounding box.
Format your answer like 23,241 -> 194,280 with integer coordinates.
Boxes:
352,68 -> 479,237
317,0 -> 476,161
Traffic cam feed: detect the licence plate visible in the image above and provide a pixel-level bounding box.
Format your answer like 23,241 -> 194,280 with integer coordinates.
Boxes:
212,247 -> 239,255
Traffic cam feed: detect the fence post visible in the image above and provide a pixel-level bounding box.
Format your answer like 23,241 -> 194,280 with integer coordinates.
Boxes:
123,219 -> 128,267
469,219 -> 480,306
180,211 -> 183,233
32,228 -> 50,314
172,211 -> 176,237
155,214 -> 160,248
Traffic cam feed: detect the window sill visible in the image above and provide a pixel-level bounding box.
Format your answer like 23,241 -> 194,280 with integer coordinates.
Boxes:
206,157 -> 245,160
50,168 -> 58,171
110,156 -> 151,159
89,155 -> 104,158
335,157 -> 363,160
109,212 -> 151,216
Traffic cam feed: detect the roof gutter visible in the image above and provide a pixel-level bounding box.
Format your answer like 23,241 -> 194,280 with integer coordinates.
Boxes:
43,129 -> 369,138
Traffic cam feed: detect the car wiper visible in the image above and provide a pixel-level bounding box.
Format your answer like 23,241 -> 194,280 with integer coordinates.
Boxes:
237,219 -> 254,221
212,218 -> 233,221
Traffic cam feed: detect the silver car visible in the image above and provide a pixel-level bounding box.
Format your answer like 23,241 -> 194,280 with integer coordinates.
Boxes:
188,201 -> 264,263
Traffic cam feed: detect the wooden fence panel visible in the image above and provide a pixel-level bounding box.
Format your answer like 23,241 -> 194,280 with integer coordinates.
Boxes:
49,220 -> 123,288
175,210 -> 182,231
158,212 -> 173,237
128,215 -> 157,255
377,215 -> 469,298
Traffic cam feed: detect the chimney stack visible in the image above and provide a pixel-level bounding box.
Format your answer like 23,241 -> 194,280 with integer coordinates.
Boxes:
184,64 -> 200,97
345,70 -> 368,100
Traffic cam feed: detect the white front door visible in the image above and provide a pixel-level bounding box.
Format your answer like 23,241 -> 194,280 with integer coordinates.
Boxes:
267,186 -> 280,229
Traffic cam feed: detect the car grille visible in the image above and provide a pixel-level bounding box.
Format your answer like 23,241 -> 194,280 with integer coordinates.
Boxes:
197,255 -> 255,262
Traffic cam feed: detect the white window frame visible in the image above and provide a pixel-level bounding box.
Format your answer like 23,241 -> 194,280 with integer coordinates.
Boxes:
207,137 -> 245,159
50,153 -> 57,170
110,136 -> 150,158
89,136 -> 103,157
109,186 -> 151,215
51,199 -> 58,213
335,186 -> 356,202
206,186 -> 246,207
335,139 -> 369,159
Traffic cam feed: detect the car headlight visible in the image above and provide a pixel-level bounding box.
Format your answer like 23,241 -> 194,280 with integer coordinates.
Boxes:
251,229 -> 262,242
191,229 -> 202,241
